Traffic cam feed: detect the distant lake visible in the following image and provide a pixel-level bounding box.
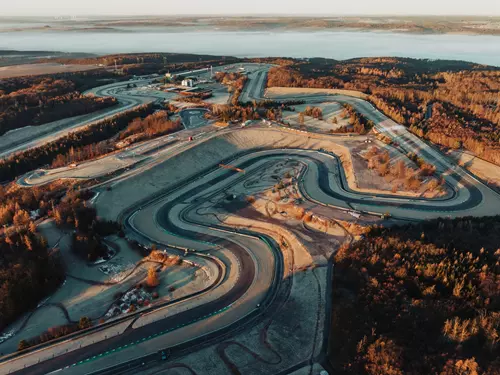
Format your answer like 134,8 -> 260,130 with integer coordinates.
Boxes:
1,29 -> 499,66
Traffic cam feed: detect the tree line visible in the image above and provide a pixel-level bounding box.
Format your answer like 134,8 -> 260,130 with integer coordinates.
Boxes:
267,58 -> 500,165
54,190 -> 120,262
0,179 -> 121,345
0,104 -> 154,181
0,227 -> 64,332
40,53 -> 239,78
51,110 -> 182,168
331,104 -> 374,134
213,71 -> 248,105
0,76 -> 117,135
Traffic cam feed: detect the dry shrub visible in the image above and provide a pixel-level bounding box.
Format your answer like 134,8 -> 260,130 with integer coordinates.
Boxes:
426,179 -> 440,192
366,146 -> 380,159
394,267 -> 407,279
404,175 -> 422,191
246,195 -> 256,204
422,285 -> 436,297
149,250 -> 181,266
393,160 -> 407,179
294,206 -> 305,220
377,162 -> 389,176
379,151 -> 390,164
368,158 -> 377,169
335,244 -> 349,263
149,250 -> 168,262
172,255 -> 182,265
303,212 -> 313,223
419,163 -> 437,176
146,266 -> 160,288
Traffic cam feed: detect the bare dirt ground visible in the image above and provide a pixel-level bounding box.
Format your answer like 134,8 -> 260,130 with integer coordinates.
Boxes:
0,63 -> 101,79
265,87 -> 368,99
282,102 -> 350,132
351,139 -> 449,198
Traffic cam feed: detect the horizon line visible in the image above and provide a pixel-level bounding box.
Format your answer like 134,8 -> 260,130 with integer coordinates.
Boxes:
1,13 -> 500,18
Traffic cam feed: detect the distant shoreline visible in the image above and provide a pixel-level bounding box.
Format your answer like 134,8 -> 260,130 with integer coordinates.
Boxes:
2,25 -> 500,37
1,16 -> 500,36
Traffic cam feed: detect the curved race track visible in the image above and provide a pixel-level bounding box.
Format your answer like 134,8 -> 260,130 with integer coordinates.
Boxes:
7,63 -> 500,375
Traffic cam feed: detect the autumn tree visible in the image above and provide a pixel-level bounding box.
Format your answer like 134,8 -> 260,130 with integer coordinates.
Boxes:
13,210 -> 30,227
146,266 -> 160,288
363,338 -> 404,375
28,221 -> 37,233
18,340 -> 30,351
78,316 -> 92,330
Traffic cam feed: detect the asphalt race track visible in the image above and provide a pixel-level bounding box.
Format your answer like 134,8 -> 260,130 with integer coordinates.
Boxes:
5,63 -> 500,375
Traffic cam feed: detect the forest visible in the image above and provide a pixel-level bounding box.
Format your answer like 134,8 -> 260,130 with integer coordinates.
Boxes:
54,190 -> 120,262
40,53 -> 240,77
82,16 -> 500,36
0,75 -> 117,135
40,52 -> 238,67
0,104 -> 154,181
330,216 -> 500,375
267,57 -> 500,165
0,229 -> 63,333
0,181 -> 121,337
0,181 -> 68,333
50,110 -> 181,168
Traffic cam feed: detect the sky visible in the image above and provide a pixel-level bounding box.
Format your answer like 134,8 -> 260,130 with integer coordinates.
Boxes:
2,0 -> 500,17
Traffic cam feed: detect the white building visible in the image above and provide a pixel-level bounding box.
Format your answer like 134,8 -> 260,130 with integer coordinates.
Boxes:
181,78 -> 195,87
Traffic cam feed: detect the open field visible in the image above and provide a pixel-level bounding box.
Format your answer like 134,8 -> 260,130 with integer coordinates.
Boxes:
447,149 -> 500,191
266,87 -> 368,100
282,102 -> 350,132
0,62 -> 101,78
